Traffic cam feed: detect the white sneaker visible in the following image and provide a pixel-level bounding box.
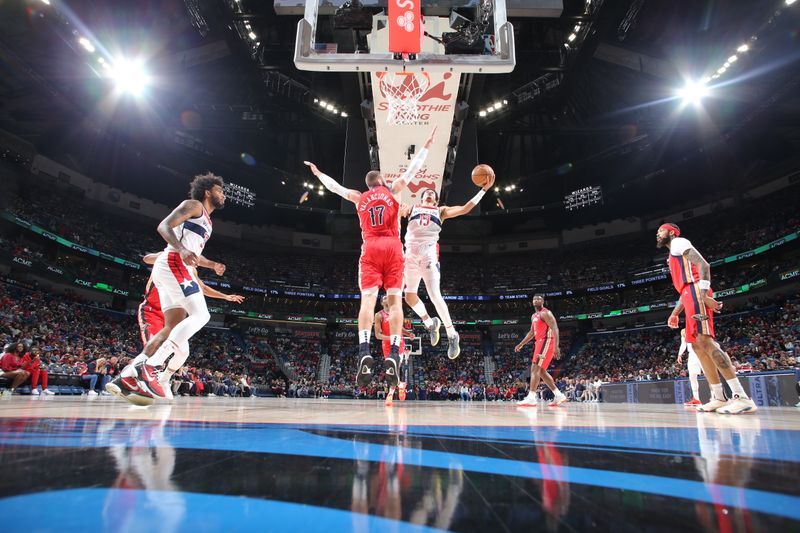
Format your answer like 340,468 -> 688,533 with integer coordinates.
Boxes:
31,389 -> 40,396
43,389 -> 56,395
87,390 -> 98,397
697,397 -> 728,412
1,390 -> 12,397
717,395 -> 757,415
548,393 -> 569,407
517,393 -> 537,407
158,378 -> 174,400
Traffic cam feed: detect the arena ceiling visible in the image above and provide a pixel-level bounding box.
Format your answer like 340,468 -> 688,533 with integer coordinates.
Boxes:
0,0 -> 798,233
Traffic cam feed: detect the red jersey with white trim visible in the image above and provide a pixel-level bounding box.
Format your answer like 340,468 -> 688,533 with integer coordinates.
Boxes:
530,307 -> 551,343
357,186 -> 399,239
166,207 -> 213,256
143,276 -> 161,312
667,237 -> 700,293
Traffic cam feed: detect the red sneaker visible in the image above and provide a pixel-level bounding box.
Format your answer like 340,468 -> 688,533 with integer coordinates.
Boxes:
684,398 -> 702,406
135,364 -> 167,398
398,383 -> 406,402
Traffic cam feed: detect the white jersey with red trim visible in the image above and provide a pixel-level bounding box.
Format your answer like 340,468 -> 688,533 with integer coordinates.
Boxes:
405,205 -> 442,245
165,208 -> 213,256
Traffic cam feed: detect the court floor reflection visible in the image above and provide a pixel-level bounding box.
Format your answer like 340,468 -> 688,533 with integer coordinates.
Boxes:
0,402 -> 798,532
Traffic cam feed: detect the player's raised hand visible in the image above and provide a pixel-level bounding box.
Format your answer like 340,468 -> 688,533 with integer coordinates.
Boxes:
482,172 -> 496,191
423,126 -> 438,149
226,294 -> 245,304
213,262 -> 226,276
303,161 -> 322,177
667,314 -> 679,329
703,296 -> 723,312
399,204 -> 411,218
181,249 -> 199,267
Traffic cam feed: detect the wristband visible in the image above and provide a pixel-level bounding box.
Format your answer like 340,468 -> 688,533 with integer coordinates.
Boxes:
698,280 -> 711,290
470,189 -> 486,204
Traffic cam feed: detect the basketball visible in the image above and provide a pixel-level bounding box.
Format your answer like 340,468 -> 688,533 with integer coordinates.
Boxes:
472,164 -> 495,187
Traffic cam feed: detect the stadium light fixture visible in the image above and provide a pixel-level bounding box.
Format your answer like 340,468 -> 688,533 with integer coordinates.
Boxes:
479,110 -> 487,117
786,0 -> 796,6
341,111 -> 348,117
727,55 -> 738,63
676,80 -> 709,105
567,33 -> 576,42
737,44 -> 749,53
111,59 -> 150,96
248,31 -> 257,40
78,37 -> 95,53
40,0 -> 50,4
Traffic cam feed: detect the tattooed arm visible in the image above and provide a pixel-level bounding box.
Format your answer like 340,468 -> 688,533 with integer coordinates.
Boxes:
684,247 -> 723,312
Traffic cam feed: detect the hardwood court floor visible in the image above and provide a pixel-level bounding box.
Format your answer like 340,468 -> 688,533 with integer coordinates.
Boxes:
0,396 -> 798,532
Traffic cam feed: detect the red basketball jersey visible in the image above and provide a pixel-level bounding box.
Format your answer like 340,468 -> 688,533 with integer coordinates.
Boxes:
357,186 -> 399,239
530,307 -> 551,343
667,237 -> 700,293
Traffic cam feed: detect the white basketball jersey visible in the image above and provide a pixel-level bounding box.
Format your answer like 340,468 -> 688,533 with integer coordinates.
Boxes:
166,208 -> 213,256
405,205 -> 442,245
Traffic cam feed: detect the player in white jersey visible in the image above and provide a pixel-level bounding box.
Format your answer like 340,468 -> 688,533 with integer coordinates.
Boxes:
678,327 -> 704,406
401,174 -> 495,359
118,172 -> 227,400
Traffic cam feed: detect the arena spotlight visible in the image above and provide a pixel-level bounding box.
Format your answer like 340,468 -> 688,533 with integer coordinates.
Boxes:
677,80 -> 709,105
78,37 -> 95,53
786,0 -> 796,6
737,44 -> 749,53
111,59 -> 150,96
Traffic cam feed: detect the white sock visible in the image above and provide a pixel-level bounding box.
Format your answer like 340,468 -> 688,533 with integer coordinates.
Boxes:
445,325 -> 456,337
726,378 -> 748,398
690,373 -> 700,399
710,383 -> 725,401
409,300 -> 433,327
390,335 -> 401,347
147,339 -> 178,368
359,329 -> 371,344
121,353 -> 148,378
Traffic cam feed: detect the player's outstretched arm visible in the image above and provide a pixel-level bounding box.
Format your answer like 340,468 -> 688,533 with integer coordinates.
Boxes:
440,173 -> 497,220
303,161 -> 361,204
196,255 -> 226,276
157,199 -> 204,267
142,252 -> 161,265
391,126 -> 437,195
197,278 -> 244,303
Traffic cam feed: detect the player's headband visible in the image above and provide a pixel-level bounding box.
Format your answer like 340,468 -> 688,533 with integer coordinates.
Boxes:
659,223 -> 680,236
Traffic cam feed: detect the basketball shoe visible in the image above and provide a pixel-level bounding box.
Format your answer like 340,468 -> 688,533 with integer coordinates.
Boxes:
683,398 -> 702,406
135,363 -> 168,399
356,343 -> 374,387
427,318 -> 441,347
385,387 -> 394,407
398,382 -> 406,401
548,392 -> 569,407
517,392 -> 537,407
716,395 -> 757,415
157,371 -> 175,401
447,332 -> 461,360
697,397 -> 730,412
106,376 -> 155,406
384,349 -> 400,387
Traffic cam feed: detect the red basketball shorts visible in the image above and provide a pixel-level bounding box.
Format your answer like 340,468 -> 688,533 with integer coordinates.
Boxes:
532,335 -> 556,370
359,237 -> 404,291
681,284 -> 715,343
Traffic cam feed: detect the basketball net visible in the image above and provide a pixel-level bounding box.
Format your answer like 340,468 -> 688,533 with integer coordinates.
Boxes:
378,71 -> 430,126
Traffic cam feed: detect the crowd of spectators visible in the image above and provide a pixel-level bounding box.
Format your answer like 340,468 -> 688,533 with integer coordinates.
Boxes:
3,176 -> 798,313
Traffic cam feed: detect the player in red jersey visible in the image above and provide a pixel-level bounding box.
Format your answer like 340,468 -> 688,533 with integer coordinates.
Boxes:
108,252 -> 244,404
374,296 -> 415,405
514,295 -> 568,407
304,127 -> 436,388
657,223 -> 756,414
